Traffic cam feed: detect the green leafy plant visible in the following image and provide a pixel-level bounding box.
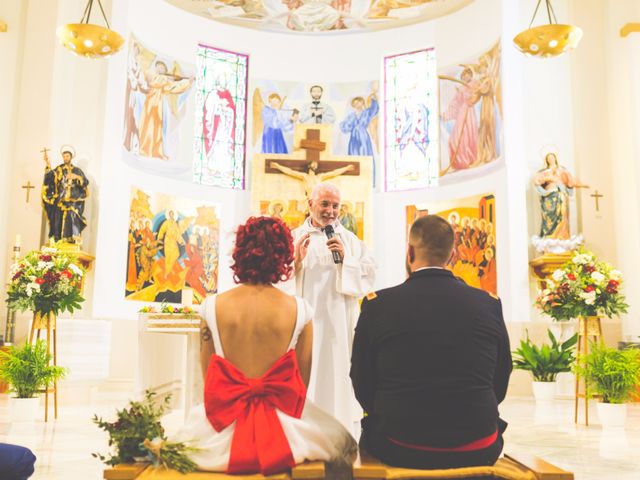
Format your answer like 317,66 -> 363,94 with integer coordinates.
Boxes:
0,339 -> 67,398
535,248 -> 628,321
93,390 -> 198,473
512,329 -> 578,382
6,247 -> 85,316
573,342 -> 640,404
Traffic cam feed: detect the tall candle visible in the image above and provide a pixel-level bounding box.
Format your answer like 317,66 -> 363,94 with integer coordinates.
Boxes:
15,234 -> 21,248
182,288 -> 194,307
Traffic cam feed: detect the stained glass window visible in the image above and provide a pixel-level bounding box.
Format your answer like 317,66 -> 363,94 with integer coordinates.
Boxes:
384,48 -> 438,192
194,44 -> 248,189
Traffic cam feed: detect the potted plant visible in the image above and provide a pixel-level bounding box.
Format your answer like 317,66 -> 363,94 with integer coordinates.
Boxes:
574,342 -> 640,429
512,329 -> 578,401
535,248 -> 628,322
0,339 -> 67,421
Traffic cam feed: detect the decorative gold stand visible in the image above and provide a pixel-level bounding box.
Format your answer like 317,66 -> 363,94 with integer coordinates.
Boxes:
529,252 -> 574,287
574,316 -> 602,425
29,311 -> 58,422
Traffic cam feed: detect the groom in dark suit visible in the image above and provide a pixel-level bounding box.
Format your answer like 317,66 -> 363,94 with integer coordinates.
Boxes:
350,214 -> 512,469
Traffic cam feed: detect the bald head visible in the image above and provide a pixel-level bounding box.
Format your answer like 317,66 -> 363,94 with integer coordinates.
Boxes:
409,215 -> 454,267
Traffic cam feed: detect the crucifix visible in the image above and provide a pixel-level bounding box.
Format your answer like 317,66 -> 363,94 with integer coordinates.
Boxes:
22,181 -> 36,203
265,128 -> 360,200
590,190 -> 603,212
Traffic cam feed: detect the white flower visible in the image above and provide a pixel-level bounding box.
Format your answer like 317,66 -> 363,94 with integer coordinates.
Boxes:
610,269 -> 623,281
591,271 -> 605,284
580,290 -> 597,305
572,253 -> 592,265
41,247 -> 57,254
552,269 -> 564,281
37,261 -> 53,271
69,264 -> 83,277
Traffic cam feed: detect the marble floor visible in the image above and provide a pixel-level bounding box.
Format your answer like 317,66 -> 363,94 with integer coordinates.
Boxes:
1,392 -> 639,479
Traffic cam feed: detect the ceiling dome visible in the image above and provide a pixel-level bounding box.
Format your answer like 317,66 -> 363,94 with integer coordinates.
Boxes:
164,0 -> 475,34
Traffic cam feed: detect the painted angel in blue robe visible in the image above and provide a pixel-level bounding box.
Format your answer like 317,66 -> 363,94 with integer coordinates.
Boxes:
339,96 -> 379,156
261,94 -> 298,154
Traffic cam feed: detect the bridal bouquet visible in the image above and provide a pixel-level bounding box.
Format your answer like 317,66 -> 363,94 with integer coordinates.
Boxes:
535,248 -> 628,321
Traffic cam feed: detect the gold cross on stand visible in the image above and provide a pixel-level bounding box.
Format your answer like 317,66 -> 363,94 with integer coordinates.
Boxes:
22,181 -> 36,203
590,190 -> 603,212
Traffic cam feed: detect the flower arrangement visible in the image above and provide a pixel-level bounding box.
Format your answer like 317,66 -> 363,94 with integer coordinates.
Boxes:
93,390 -> 198,473
138,304 -> 195,314
6,247 -> 85,315
535,248 -> 629,321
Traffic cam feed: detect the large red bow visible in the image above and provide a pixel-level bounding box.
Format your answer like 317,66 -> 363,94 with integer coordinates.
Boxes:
204,350 -> 307,475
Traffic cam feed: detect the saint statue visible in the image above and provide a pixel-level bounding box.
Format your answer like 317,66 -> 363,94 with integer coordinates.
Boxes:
269,160 -> 354,200
42,145 -> 89,244
532,152 -> 588,240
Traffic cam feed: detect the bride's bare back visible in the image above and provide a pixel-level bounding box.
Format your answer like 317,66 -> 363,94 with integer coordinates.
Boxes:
200,284 -> 312,384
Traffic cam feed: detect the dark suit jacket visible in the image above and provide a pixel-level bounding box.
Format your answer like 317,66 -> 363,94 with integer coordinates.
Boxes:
350,268 -> 512,447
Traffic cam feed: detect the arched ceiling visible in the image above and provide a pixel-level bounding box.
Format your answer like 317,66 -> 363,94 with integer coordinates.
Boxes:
164,0 -> 475,34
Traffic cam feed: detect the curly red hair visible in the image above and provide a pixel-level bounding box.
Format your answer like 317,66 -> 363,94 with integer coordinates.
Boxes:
231,216 -> 294,284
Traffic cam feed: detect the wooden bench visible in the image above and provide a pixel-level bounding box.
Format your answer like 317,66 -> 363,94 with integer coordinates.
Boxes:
104,453 -> 573,480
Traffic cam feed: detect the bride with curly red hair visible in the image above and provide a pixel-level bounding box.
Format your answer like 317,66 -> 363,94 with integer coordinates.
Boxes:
174,216 -> 356,475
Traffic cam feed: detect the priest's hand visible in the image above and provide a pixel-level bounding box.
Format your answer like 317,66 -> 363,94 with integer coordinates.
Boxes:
294,233 -> 311,271
327,236 -> 345,262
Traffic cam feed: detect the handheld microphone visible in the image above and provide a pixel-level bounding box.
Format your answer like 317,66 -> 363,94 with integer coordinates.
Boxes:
323,225 -> 342,264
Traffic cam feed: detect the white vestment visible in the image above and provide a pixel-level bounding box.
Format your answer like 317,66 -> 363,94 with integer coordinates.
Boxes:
290,218 -> 376,435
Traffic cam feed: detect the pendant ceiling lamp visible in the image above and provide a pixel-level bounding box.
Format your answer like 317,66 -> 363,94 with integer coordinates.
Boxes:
513,0 -> 582,58
56,0 -> 124,59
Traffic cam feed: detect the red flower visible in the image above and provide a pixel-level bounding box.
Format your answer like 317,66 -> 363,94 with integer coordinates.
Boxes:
39,254 -> 52,262
12,271 -> 23,281
35,278 -> 45,285
61,270 -> 73,279
585,285 -> 595,293
583,265 -> 595,274
568,273 -> 577,281
606,285 -> 618,294
608,279 -> 619,287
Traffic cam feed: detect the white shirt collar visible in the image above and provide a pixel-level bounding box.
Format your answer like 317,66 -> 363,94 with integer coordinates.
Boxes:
413,266 -> 445,273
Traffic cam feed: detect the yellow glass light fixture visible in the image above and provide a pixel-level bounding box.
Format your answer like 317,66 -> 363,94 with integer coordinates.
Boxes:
56,0 -> 124,58
513,0 -> 582,58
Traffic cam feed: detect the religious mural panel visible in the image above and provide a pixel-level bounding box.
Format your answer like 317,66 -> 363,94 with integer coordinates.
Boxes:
406,193 -> 497,295
384,48 -> 439,192
438,42 -> 502,182
252,79 -> 379,183
251,124 -> 373,245
125,187 -> 220,305
122,35 -> 195,181
193,44 -> 249,189
164,0 -> 474,34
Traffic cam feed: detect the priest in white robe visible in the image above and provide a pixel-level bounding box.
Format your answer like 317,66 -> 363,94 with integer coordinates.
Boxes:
290,182 -> 376,436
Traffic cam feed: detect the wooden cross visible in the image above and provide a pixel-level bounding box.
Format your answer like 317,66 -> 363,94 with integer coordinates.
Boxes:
22,181 -> 35,203
590,190 -> 603,212
265,128 -> 360,175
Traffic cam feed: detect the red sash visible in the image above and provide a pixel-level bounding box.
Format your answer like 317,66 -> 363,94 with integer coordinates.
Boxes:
204,350 -> 306,475
388,430 -> 498,453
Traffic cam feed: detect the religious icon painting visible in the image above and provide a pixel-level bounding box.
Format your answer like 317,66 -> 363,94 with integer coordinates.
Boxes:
406,193 -> 497,295
438,42 -> 503,183
122,35 -> 196,180
252,79 -> 380,185
193,44 -> 249,189
384,48 -> 439,192
125,187 -> 220,305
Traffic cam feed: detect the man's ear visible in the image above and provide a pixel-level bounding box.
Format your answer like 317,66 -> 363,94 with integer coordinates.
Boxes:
408,244 -> 415,263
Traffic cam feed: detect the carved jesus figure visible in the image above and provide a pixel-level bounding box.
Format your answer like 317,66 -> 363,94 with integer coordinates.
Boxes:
269,160 -> 354,200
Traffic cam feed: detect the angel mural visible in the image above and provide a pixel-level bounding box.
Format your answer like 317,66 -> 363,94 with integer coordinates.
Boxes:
125,188 -> 220,304
339,85 -> 379,157
123,37 -> 194,162
439,42 -> 502,178
253,89 -> 299,154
